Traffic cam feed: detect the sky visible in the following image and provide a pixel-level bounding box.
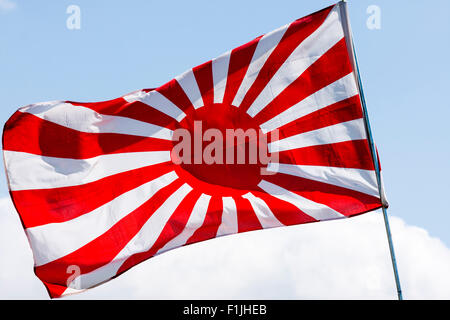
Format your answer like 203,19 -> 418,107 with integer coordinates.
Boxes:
0,0 -> 449,299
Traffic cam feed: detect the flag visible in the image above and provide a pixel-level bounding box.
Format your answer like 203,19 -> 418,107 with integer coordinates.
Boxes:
2,2 -> 386,298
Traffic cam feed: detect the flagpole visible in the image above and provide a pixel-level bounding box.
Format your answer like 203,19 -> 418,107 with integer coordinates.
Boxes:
354,62 -> 403,301
338,0 -> 403,300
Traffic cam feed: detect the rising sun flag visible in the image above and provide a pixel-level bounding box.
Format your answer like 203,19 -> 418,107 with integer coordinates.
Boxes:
2,1 -> 401,298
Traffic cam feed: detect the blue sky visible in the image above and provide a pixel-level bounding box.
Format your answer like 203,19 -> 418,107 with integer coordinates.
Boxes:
0,0 -> 449,299
1,0 -> 449,244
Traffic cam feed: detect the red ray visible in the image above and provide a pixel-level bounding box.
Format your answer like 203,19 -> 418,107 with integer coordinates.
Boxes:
234,196 -> 262,233
251,189 -> 316,225
273,139 -> 375,170
67,97 -> 177,130
11,162 -> 174,228
253,39 -> 352,125
117,189 -> 203,274
35,178 -> 185,295
156,78 -> 196,113
223,36 -> 262,105
263,173 -> 382,217
3,111 -> 173,159
193,60 -> 214,106
268,95 -> 363,141
238,6 -> 333,111
186,196 -> 223,244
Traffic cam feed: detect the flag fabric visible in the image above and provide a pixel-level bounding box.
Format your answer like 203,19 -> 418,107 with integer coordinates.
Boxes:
2,2 -> 386,298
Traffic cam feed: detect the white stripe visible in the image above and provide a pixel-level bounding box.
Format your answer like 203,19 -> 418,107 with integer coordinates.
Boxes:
260,73 -> 358,133
19,101 -> 173,140
215,197 -> 238,237
156,193 -> 211,255
175,69 -> 204,109
268,118 -> 366,153
232,25 -> 289,107
266,163 -> 379,197
61,287 -> 84,296
247,5 -> 344,117
27,171 -> 178,266
4,150 -> 171,191
68,182 -> 193,290
242,192 -> 284,228
232,23 -> 288,107
123,90 -> 186,122
258,180 -> 345,220
212,50 -> 231,104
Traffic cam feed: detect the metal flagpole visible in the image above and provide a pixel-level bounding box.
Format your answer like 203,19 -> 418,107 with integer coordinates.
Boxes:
354,60 -> 403,301
338,0 -> 403,300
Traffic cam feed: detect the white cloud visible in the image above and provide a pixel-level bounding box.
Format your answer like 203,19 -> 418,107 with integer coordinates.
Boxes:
0,196 -> 449,299
0,0 -> 16,13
